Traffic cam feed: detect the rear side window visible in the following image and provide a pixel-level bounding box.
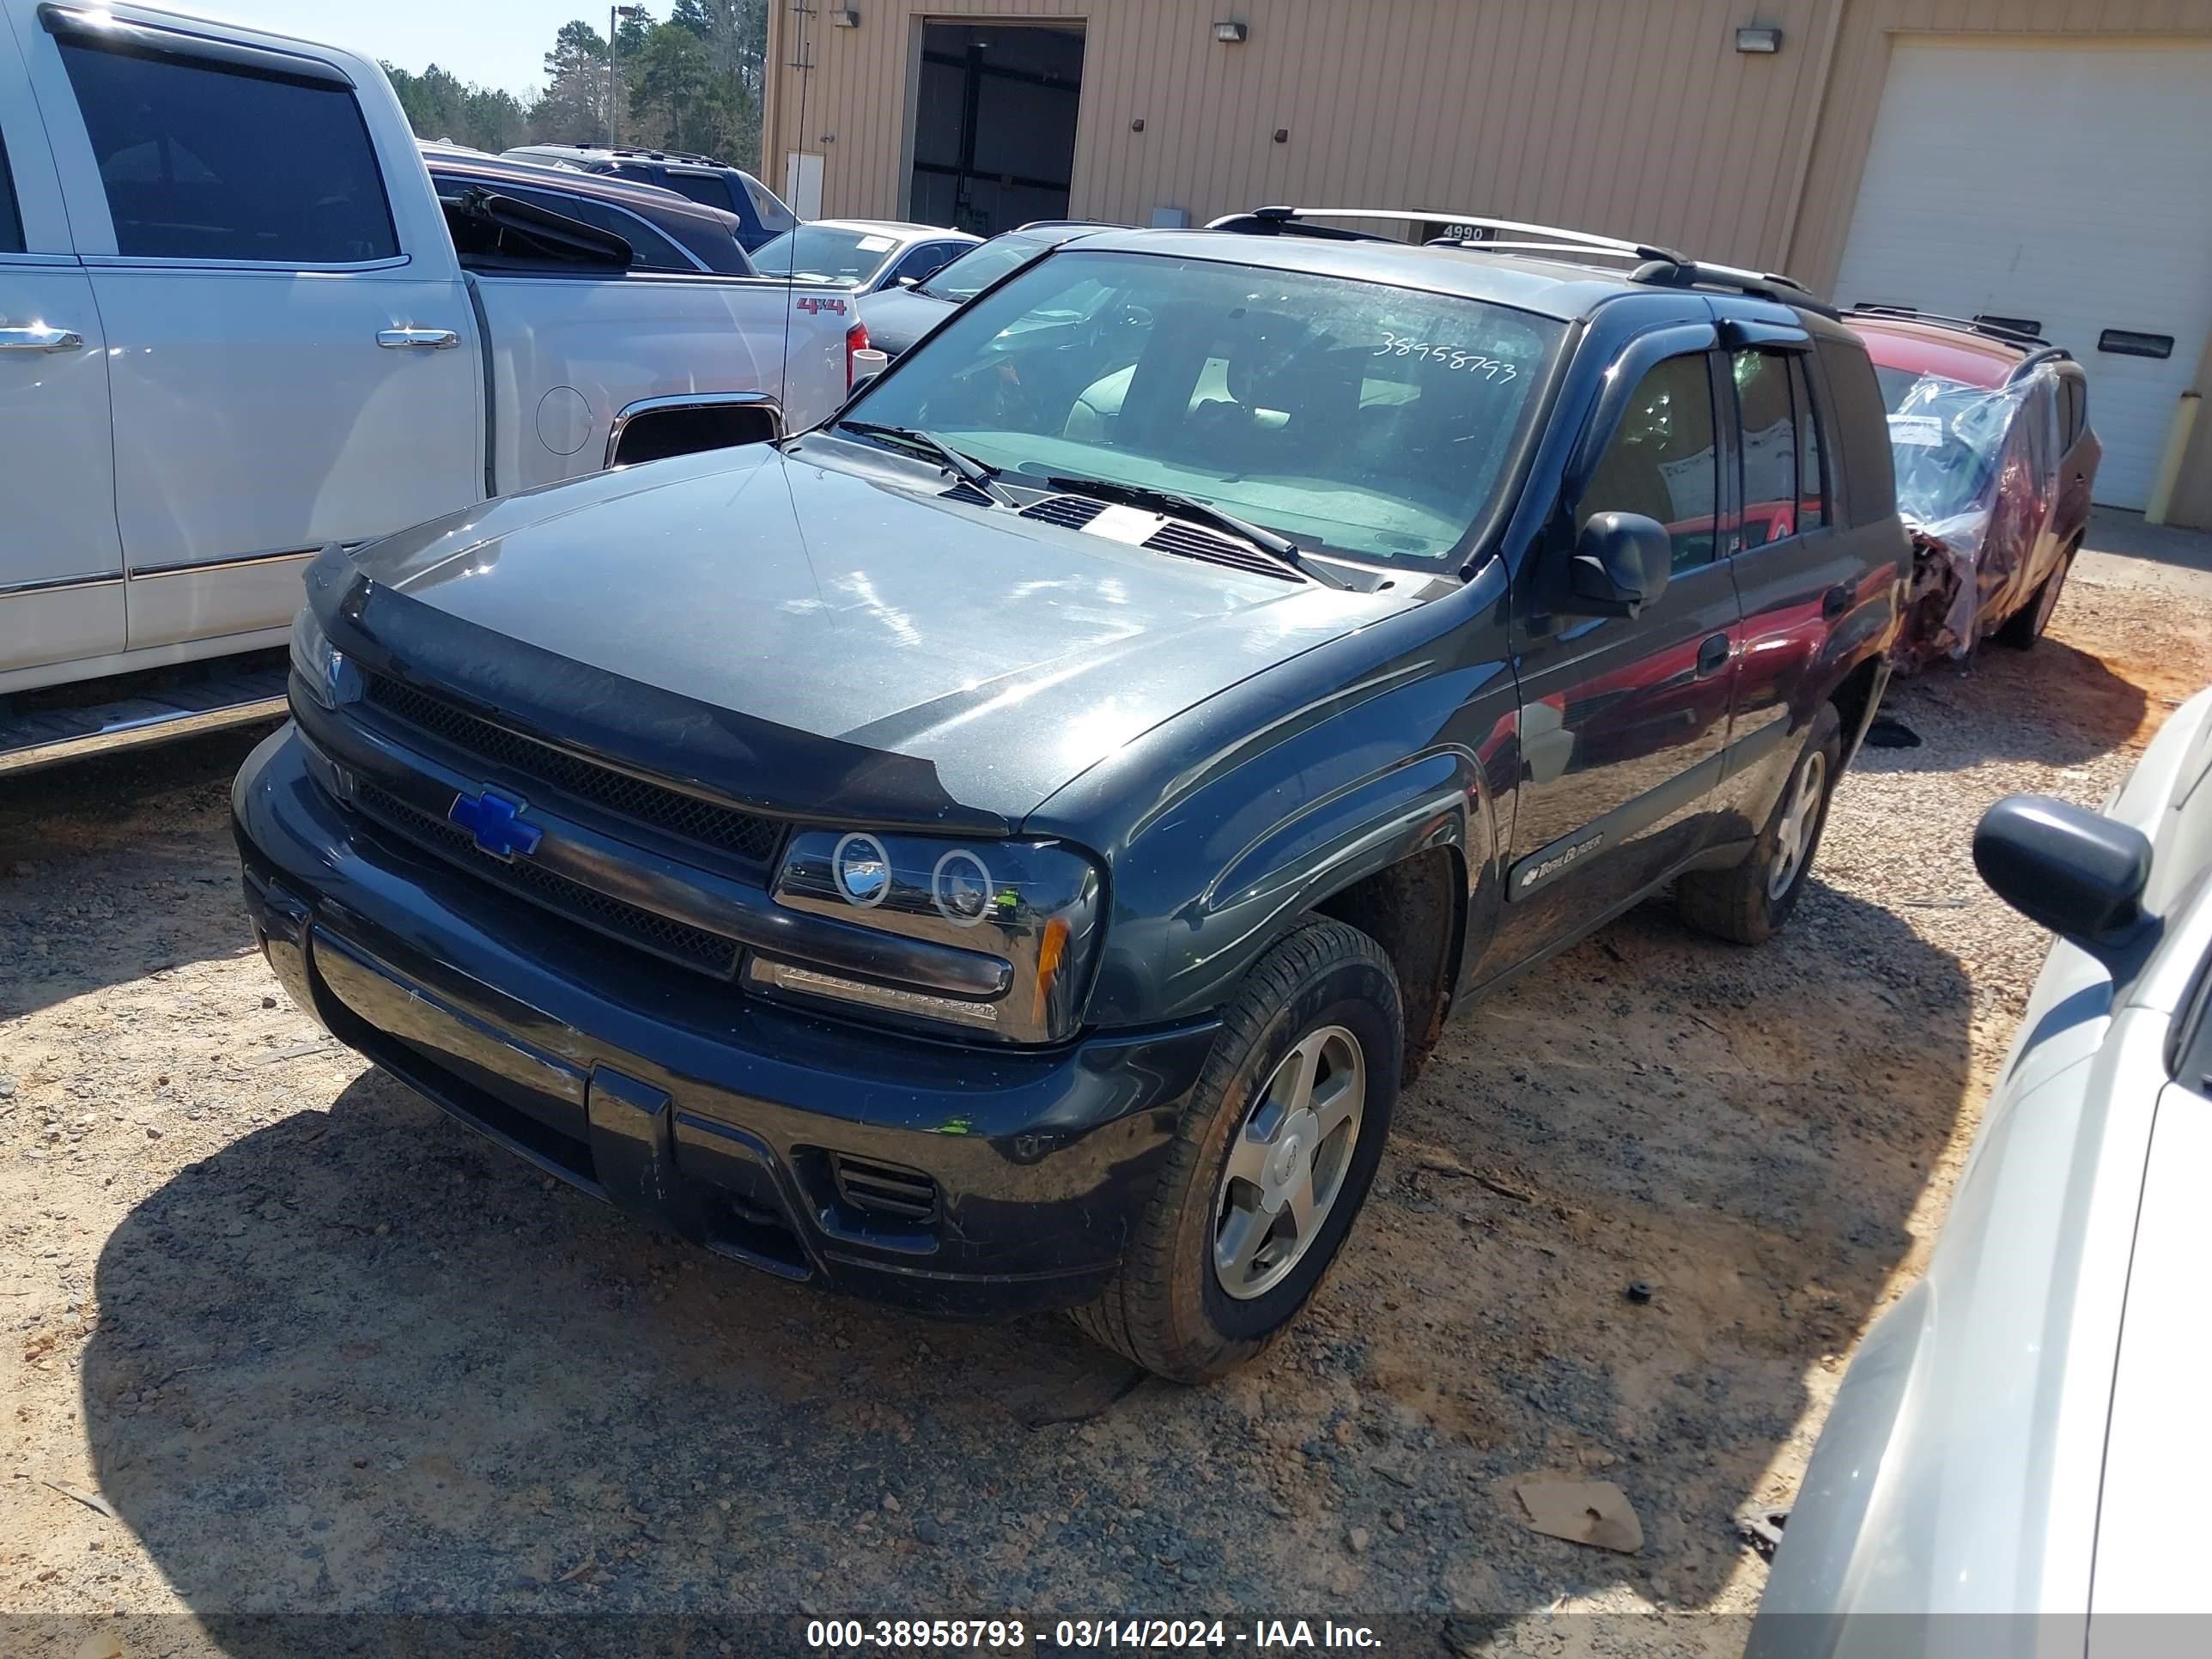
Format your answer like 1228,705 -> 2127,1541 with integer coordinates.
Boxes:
2062,376 -> 2087,447
1789,356 -> 1826,531
1577,352 -> 1720,571
1814,337 -> 1893,526
58,41 -> 396,264
744,177 -> 797,237
0,133 -> 22,252
663,171 -> 737,214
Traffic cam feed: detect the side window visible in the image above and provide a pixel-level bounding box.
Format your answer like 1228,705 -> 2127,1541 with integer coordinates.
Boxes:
0,132 -> 23,252
663,171 -> 737,214
744,177 -> 797,237
890,241 -> 957,286
1788,356 -> 1827,531
1577,353 -> 1719,571
2062,377 -> 2087,447
1731,349 -> 1798,548
57,42 -> 396,263
609,162 -> 659,185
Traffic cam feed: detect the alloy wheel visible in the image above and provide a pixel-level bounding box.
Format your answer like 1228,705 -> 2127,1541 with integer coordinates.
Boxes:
1766,749 -> 1827,902
1212,1025 -> 1366,1300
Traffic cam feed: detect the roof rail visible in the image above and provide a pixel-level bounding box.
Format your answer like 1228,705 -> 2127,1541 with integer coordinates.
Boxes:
2006,344 -> 2075,385
1212,204 -> 1838,316
1633,257 -> 1838,319
1847,304 -> 2049,349
1214,204 -> 1687,261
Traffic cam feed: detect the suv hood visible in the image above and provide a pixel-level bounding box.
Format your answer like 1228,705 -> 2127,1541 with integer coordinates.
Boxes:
343,443 -> 1413,823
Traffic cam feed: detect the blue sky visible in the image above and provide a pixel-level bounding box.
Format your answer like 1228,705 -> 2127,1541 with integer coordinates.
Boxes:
198,0 -> 589,98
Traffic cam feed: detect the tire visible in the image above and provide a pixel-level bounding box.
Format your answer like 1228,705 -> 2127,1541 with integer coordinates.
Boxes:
1070,919 -> 1402,1383
1676,701 -> 1843,946
1996,544 -> 2075,650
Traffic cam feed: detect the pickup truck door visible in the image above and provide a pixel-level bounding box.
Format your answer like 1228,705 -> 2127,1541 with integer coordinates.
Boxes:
1488,327 -> 1741,973
23,7 -> 481,652
0,21 -> 121,679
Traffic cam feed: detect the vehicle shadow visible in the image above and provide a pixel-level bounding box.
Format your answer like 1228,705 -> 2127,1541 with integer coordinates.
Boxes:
0,723 -> 277,1021
1865,637 -> 2145,770
79,866 -> 1972,1642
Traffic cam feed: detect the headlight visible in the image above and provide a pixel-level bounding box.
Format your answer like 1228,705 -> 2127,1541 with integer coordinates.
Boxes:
752,830 -> 1104,1043
288,606 -> 352,709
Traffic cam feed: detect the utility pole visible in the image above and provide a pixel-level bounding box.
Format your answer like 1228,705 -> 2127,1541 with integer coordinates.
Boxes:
608,4 -> 642,146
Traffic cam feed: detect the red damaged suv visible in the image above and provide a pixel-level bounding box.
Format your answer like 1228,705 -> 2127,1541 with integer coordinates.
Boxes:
1844,307 -> 2100,667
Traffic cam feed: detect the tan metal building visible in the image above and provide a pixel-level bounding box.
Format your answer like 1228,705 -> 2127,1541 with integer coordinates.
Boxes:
766,0 -> 2212,526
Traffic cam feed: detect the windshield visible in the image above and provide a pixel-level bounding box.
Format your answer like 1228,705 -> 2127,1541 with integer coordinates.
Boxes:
919,235 -> 1048,302
845,250 -> 1564,566
752,224 -> 902,287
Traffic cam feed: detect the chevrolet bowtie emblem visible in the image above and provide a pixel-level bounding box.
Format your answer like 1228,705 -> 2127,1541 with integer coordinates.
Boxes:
448,788 -> 542,860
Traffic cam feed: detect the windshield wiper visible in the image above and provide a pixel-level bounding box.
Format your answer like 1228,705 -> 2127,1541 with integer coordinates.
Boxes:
1041,474 -> 1347,588
836,421 -> 1017,507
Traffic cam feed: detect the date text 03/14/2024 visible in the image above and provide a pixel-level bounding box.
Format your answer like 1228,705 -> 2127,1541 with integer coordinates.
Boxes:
804,1620 -> 1384,1650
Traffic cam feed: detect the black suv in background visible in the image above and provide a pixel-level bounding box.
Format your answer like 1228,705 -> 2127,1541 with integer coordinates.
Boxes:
500,143 -> 797,252
236,207 -> 1909,1382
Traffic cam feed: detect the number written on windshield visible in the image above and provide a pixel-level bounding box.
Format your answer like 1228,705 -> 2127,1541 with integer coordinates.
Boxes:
1372,332 -> 1520,380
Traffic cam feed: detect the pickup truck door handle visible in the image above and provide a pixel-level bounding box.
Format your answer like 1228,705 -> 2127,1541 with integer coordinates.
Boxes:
0,325 -> 83,352
376,327 -> 460,350
1696,634 -> 1730,677
1822,583 -> 1851,619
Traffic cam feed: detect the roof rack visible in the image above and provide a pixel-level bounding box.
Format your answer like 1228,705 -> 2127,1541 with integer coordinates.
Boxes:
1212,205 -> 1838,317
1847,304 -> 2049,349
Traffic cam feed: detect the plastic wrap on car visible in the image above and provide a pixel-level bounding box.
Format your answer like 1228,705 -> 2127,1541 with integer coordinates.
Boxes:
1888,364 -> 2063,670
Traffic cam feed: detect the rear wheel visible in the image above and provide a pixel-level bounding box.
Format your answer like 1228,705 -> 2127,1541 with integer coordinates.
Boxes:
1997,544 -> 2075,649
1071,919 -> 1401,1382
1676,702 -> 1843,945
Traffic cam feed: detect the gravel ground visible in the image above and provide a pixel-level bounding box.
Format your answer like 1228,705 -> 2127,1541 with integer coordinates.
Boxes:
3,556 -> 2208,1659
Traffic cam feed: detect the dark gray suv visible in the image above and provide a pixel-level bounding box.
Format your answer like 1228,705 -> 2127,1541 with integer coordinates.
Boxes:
234,208 -> 1909,1381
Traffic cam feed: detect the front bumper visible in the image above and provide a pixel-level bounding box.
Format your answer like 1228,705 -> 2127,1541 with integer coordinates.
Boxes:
232,725 -> 1217,1317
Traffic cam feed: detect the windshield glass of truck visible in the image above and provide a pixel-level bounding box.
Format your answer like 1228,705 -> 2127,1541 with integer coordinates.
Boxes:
846,251 -> 1564,565
752,224 -> 899,286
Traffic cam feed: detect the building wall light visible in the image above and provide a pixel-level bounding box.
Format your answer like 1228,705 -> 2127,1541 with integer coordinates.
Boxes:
1212,21 -> 1249,44
1735,26 -> 1783,52
830,6 -> 860,27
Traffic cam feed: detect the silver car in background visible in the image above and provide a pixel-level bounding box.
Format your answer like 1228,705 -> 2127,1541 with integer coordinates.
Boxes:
1752,684 -> 2212,1653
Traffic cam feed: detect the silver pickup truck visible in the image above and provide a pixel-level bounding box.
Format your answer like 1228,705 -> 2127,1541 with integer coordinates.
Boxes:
0,0 -> 859,772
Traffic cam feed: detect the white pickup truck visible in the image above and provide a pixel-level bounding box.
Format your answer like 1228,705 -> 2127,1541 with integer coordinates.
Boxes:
0,0 -> 857,771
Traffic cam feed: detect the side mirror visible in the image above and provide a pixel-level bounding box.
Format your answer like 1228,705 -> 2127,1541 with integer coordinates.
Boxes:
1567,512 -> 1673,617
848,347 -> 890,386
1973,795 -> 2154,964
894,275 -> 920,289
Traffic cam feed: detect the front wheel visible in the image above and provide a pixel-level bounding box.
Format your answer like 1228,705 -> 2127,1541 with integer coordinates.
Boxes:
1676,701 -> 1843,945
1070,919 -> 1401,1382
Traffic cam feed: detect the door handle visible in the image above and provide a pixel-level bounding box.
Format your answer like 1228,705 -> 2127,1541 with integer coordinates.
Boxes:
1822,583 -> 1851,620
1696,634 -> 1730,677
376,327 -> 459,350
0,325 -> 83,352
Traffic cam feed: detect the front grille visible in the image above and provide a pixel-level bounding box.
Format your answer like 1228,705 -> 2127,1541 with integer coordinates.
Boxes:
829,1152 -> 939,1222
362,675 -> 784,871
354,782 -> 740,978
1143,521 -> 1303,582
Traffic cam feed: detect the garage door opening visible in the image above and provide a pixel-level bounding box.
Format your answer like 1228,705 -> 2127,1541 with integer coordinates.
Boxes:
908,23 -> 1085,236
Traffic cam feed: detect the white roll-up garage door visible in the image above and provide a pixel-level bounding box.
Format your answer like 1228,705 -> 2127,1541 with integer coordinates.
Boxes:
1833,39 -> 2212,510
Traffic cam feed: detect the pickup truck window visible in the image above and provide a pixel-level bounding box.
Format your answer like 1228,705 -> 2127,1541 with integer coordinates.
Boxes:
0,134 -> 21,252
848,248 -> 1563,567
57,40 -> 397,264
434,176 -> 692,272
